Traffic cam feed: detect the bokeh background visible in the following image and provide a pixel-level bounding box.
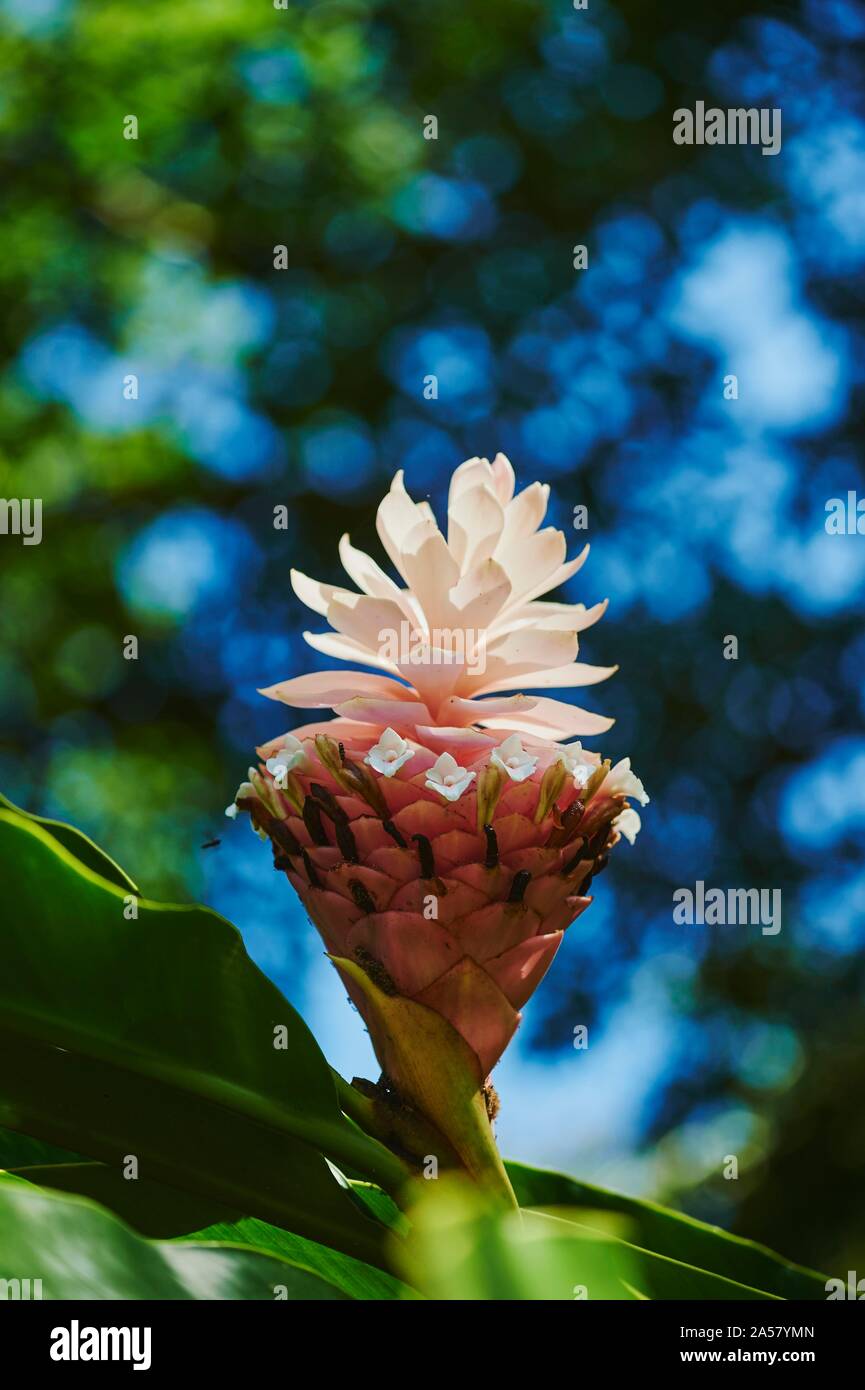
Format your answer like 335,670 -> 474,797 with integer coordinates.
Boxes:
2,0 -> 864,1277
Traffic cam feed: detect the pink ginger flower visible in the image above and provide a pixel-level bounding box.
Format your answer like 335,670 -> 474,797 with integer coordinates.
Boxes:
231,455 -> 647,1189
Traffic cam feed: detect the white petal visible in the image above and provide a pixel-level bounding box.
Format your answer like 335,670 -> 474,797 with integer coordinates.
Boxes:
613,807 -> 642,844
376,470 -> 427,578
290,568 -> 342,618
490,453 -> 515,505
447,483 -> 505,573
496,481 -> 550,551
338,534 -> 406,604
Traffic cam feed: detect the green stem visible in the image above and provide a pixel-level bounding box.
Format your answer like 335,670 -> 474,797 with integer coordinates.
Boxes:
330,958 -> 519,1210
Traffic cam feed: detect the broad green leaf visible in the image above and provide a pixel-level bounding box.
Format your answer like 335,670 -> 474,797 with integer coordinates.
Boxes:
0,809 -> 408,1267
8,1164 -> 419,1300
6,1163 -> 239,1237
180,1216 -> 419,1300
0,1125 -> 81,1168
0,790 -> 137,893
396,1177 -> 642,1300
348,1180 -> 409,1235
399,1177 -> 782,1301
0,1021 -> 392,1269
0,1179 -> 349,1300
507,1160 -> 826,1300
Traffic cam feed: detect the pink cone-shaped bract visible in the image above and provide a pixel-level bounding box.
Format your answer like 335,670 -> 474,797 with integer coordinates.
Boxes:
239,728 -> 633,1086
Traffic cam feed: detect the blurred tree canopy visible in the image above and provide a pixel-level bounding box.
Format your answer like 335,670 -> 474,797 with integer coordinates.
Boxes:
1,0 -> 864,1276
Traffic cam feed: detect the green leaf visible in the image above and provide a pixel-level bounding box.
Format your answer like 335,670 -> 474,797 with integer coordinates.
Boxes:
0,791 -> 137,894
8,1164 -> 419,1300
0,1178 -> 350,1300
397,1177 -> 642,1300
399,1178 -> 782,1301
0,1125 -> 81,1168
506,1159 -> 827,1300
6,1163 -> 239,1237
179,1215 -> 419,1300
348,1180 -> 409,1235
0,808 -> 409,1268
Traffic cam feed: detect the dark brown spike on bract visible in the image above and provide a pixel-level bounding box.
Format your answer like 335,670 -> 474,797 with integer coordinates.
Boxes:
483,823 -> 499,870
302,796 -> 330,847
310,782 -> 348,824
348,878 -> 377,914
560,841 -> 587,877
383,818 -> 407,848
271,818 -> 302,858
411,833 -> 436,879
336,818 -> 359,865
302,848 -> 322,889
586,826 -> 612,859
507,869 -> 532,905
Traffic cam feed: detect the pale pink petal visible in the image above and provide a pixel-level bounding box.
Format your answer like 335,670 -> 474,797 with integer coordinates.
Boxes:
376,470 -> 427,577
516,543 -> 591,607
302,630 -> 401,676
435,694 -> 539,726
338,534 -> 408,605
290,568 -> 344,618
448,559 -> 512,630
447,484 -> 505,573
474,661 -> 618,695
478,696 -> 615,739
495,481 -> 550,550
326,592 -> 408,655
258,670 -> 414,707
498,528 -> 567,605
465,629 -> 579,691
399,520 -> 461,629
256,718 -> 372,756
490,453 -> 515,506
413,724 -> 498,755
448,456 -> 493,508
489,597 -> 608,637
333,695 -> 433,728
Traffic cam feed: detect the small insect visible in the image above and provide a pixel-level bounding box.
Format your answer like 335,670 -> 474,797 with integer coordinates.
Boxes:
201,837 -> 221,850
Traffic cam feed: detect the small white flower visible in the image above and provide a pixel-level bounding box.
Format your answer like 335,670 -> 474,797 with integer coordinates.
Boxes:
425,752 -> 476,802
365,726 -> 415,777
613,806 -> 642,845
265,735 -> 306,787
604,757 -> 650,807
225,803 -> 239,820
491,734 -> 538,783
554,741 -> 598,788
